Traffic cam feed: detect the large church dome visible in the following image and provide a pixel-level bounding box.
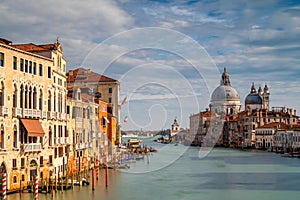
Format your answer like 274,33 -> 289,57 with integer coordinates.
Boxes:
210,68 -> 241,115
211,85 -> 240,101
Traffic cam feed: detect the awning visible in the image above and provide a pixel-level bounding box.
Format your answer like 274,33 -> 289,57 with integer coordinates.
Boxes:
103,117 -> 110,123
20,119 -> 45,137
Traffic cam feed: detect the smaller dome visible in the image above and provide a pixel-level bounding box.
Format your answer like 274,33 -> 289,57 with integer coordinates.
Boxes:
245,93 -> 262,105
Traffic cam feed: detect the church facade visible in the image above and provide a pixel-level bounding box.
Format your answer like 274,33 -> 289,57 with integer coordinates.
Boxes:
189,68 -> 299,148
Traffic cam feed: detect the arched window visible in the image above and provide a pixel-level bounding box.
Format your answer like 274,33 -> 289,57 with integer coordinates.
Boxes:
33,87 -> 37,109
13,125 -> 18,148
48,91 -> 52,111
0,82 -> 4,106
58,93 -> 62,112
72,130 -> 76,145
39,89 -> 43,110
20,84 -> 24,109
0,125 -> 4,148
29,86 -> 32,109
54,92 -> 56,112
48,126 -> 52,146
13,84 -> 18,107
24,85 -> 28,109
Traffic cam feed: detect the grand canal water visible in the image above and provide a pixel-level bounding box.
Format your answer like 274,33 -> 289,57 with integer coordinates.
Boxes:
9,138 -> 300,200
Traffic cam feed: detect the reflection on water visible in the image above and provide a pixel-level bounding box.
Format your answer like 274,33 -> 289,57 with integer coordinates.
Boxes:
9,145 -> 300,200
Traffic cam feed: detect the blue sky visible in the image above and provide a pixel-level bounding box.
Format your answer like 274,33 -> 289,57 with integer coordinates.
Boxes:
1,0 -> 300,130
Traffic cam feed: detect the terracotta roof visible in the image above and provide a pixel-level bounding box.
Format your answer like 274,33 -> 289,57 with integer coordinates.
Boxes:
81,93 -> 94,103
0,38 -> 12,45
200,110 -> 216,117
11,42 -> 61,52
256,122 -> 290,130
11,43 -> 46,52
67,68 -> 117,83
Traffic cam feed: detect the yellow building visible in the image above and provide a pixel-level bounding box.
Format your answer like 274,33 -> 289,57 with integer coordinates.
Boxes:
67,84 -> 104,172
98,100 -> 110,163
0,38 -> 68,191
67,68 -> 120,153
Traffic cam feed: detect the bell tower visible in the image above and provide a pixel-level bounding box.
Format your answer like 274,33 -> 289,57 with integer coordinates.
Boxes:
262,83 -> 270,110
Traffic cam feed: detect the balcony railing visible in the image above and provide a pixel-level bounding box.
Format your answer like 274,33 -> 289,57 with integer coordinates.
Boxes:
12,107 -> 22,117
20,108 -> 43,118
48,111 -> 57,120
21,143 -> 42,152
65,137 -> 70,144
57,112 -> 62,120
42,111 -> 47,119
60,137 -> 65,144
61,113 -> 66,121
0,106 -> 9,116
76,117 -> 83,123
75,143 -> 86,150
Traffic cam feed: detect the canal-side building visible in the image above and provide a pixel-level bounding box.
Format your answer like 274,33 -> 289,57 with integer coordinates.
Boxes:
67,68 -> 121,159
273,124 -> 300,153
189,67 -> 299,149
66,86 -> 101,175
0,38 -> 68,191
255,122 -> 290,149
237,107 -> 299,148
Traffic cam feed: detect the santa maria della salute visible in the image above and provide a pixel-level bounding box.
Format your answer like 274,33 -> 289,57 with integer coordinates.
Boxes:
189,68 -> 299,150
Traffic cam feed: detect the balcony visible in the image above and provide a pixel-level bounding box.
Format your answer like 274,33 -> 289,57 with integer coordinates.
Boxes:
22,109 -> 45,118
75,143 -> 86,150
0,106 -> 9,116
12,107 -> 22,117
32,109 -> 41,118
55,138 -> 59,144
57,112 -> 62,120
76,117 -> 83,123
21,143 -> 42,152
42,111 -> 47,119
65,137 -> 70,144
60,137 -> 65,144
61,113 -> 66,121
48,111 -> 57,120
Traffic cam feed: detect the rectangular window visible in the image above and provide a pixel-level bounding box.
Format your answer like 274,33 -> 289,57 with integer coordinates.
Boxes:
25,60 -> 28,72
108,97 -> 112,103
40,156 -> 43,167
13,56 -> 17,70
39,64 -> 43,76
12,158 -> 17,170
108,87 -> 112,93
66,105 -> 70,114
72,106 -> 76,118
83,108 -> 86,118
0,52 -> 4,67
48,66 -> 52,78
29,61 -> 32,73
21,158 -> 25,169
33,62 -> 37,75
49,155 -> 53,165
20,58 -> 24,71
